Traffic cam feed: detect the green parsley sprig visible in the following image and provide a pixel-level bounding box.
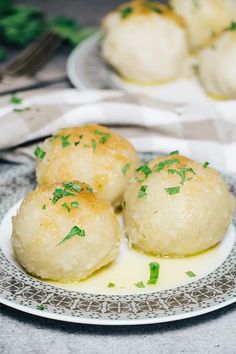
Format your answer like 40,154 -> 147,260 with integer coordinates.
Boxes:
136,164 -> 152,177
120,6 -> 133,19
147,262 -> 160,285
137,185 -> 148,199
34,146 -> 46,159
121,162 -> 131,175
155,159 -> 179,172
58,225 -> 85,245
135,281 -> 145,288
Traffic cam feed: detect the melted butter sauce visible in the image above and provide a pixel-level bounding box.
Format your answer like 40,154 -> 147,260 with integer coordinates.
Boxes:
47,221 -> 234,295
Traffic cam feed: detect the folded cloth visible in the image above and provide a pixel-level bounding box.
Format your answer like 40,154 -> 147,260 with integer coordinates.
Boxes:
0,88 -> 236,172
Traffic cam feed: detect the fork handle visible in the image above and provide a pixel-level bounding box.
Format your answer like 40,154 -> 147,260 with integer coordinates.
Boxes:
0,76 -> 69,96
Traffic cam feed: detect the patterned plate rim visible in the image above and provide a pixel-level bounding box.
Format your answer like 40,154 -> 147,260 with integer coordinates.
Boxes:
0,156 -> 235,325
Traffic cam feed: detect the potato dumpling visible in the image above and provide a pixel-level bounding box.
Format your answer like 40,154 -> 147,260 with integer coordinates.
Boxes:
12,181 -> 121,282
102,1 -> 188,84
35,124 -> 140,207
198,29 -> 236,99
123,153 -> 235,257
171,0 -> 236,52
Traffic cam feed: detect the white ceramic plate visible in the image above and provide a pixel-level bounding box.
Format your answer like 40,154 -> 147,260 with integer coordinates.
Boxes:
0,158 -> 235,325
66,33 -> 217,104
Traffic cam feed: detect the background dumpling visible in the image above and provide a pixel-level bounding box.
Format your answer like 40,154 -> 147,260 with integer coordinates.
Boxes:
35,124 -> 140,208
171,0 -> 236,52
198,28 -> 236,99
102,1 -> 188,84
123,154 -> 235,257
12,182 -> 121,282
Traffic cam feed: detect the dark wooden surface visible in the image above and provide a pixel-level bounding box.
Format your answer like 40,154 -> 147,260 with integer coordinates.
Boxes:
15,0 -> 126,26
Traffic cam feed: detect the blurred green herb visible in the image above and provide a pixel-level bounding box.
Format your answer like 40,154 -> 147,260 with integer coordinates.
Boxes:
0,6 -> 44,47
48,15 -> 97,47
58,225 -> 85,245
0,2 -> 97,62
10,93 -> 23,104
135,281 -> 145,288
228,22 -> 236,31
0,46 -> 6,61
120,6 -> 133,19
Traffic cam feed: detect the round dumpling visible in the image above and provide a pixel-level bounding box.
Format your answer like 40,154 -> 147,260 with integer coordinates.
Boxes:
102,1 -> 188,84
171,0 -> 236,52
123,153 -> 235,257
198,29 -> 236,99
35,124 -> 140,207
12,181 -> 121,282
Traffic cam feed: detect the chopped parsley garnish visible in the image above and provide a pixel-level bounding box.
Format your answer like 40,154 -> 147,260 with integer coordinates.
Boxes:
71,201 -> 79,208
62,203 -> 71,212
177,167 -> 195,185
36,304 -> 45,311
51,188 -> 75,204
136,177 -> 145,183
13,107 -> 30,112
137,185 -> 148,199
107,282 -> 116,288
94,129 -> 110,144
203,161 -> 210,168
146,2 -> 162,14
34,146 -> 46,159
94,129 -> 104,135
51,134 -> 71,147
229,21 -> 236,31
167,166 -> 195,186
122,200 -> 126,208
135,281 -> 145,288
86,185 -> 93,193
63,182 -> 82,193
61,135 -> 71,147
92,139 -> 97,152
58,225 -> 86,245
84,144 -> 90,148
10,94 -> 23,104
121,162 -> 131,175
147,262 -> 160,285
42,204 -> 46,210
136,165 -> 152,177
74,134 -> 83,146
155,159 -> 179,172
170,150 -> 179,155
120,6 -> 133,19
165,186 -> 180,195
167,169 -> 176,174
185,270 -> 196,278
99,134 -> 110,144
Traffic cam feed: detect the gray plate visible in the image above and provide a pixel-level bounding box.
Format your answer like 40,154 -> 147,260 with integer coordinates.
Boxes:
0,155 -> 235,325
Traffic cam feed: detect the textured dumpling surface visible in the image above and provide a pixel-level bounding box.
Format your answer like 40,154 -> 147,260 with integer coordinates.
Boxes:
123,154 -> 235,257
35,124 -> 140,207
12,182 -> 121,282
171,0 -> 236,52
198,30 -> 236,99
102,2 -> 188,83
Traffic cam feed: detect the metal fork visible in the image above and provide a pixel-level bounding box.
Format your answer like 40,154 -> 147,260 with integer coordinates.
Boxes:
0,31 -> 62,80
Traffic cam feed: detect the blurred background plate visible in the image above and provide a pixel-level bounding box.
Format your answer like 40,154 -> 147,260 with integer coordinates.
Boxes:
67,32 -> 211,104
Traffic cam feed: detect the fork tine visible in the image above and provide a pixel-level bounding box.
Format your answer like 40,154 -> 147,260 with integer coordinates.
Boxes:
11,36 -> 61,74
5,32 -> 61,76
19,37 -> 62,75
5,32 -> 54,72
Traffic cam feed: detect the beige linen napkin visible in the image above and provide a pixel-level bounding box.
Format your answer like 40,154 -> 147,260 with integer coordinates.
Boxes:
0,88 -> 235,172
